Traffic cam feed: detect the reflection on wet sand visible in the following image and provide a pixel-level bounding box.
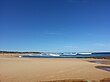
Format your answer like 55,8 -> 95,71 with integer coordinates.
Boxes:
96,66 -> 110,72
88,59 -> 110,72
89,60 -> 110,65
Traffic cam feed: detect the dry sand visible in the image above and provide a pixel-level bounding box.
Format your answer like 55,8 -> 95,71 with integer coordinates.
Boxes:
0,54 -> 110,82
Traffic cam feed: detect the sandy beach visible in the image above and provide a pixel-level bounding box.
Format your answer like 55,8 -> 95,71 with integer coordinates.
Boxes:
0,54 -> 110,82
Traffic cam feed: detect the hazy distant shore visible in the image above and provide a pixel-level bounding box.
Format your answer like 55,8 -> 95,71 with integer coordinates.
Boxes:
0,51 -> 42,57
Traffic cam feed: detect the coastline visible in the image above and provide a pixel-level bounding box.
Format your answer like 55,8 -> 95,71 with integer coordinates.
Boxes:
0,53 -> 110,82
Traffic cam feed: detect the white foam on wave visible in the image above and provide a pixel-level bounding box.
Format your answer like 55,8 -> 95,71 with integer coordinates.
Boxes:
78,52 -> 92,55
19,56 -> 22,58
48,54 -> 60,56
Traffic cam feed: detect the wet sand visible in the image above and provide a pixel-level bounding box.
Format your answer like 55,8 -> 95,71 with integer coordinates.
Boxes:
0,54 -> 110,82
88,59 -> 110,65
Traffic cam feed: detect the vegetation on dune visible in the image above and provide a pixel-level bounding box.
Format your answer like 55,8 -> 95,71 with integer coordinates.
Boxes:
0,51 -> 42,54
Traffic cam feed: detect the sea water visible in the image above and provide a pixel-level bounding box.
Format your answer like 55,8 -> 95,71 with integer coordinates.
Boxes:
21,53 -> 110,58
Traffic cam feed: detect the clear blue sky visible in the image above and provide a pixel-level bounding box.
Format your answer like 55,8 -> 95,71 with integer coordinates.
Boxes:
0,0 -> 110,52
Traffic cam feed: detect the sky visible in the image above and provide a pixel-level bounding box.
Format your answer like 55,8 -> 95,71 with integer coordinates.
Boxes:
0,0 -> 110,52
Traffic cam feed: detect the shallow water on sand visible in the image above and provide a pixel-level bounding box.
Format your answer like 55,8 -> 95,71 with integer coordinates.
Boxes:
96,66 -> 110,72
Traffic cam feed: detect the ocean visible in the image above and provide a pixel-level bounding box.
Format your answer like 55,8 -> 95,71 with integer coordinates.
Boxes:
21,53 -> 110,58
